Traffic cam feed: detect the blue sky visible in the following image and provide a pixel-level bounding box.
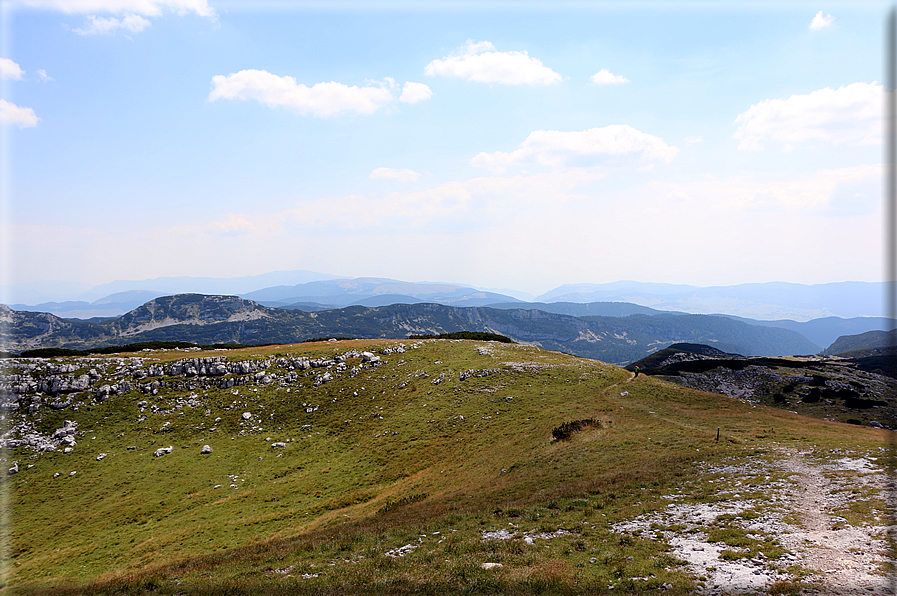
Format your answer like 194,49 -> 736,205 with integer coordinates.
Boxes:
0,0 -> 889,301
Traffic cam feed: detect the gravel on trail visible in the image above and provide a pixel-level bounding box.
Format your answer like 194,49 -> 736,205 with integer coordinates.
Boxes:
613,446 -> 895,595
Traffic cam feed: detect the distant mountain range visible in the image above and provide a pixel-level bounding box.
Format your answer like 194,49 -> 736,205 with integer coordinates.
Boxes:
2,293 -> 829,365
242,277 -> 523,309
5,273 -> 891,326
535,280 -> 884,321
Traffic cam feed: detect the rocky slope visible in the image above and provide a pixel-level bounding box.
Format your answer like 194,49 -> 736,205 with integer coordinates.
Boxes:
629,344 -> 897,429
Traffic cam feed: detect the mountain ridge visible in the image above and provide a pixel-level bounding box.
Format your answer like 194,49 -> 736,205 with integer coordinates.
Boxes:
1,294 -> 821,365
5,274 -> 887,321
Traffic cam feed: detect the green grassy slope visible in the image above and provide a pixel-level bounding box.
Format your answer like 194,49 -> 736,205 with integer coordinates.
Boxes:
2,340 -> 889,595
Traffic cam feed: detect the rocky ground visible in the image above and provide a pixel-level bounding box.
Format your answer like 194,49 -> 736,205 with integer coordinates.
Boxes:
613,446 -> 895,595
0,344 -> 412,459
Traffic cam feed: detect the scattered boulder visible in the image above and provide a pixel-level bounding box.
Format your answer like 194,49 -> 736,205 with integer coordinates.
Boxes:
96,453 -> 107,461
271,442 -> 286,449
242,412 -> 252,420
481,563 -> 503,570
7,462 -> 18,475
201,445 -> 213,454
153,446 -> 173,457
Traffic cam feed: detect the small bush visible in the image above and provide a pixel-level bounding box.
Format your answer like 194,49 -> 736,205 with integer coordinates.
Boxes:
552,419 -> 601,441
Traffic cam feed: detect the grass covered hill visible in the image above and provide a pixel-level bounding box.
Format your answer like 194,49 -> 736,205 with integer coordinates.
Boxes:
2,294 -> 821,365
1,339 -> 891,595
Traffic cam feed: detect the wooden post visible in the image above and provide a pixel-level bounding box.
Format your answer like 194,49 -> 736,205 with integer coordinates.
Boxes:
716,428 -> 720,442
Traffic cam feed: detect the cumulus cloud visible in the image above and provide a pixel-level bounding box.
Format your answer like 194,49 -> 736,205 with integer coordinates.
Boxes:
209,69 -> 395,117
590,69 -> 629,85
399,81 -> 433,104
73,13 -> 150,34
0,99 -> 39,128
810,11 -> 834,30
471,125 -> 678,172
37,69 -> 53,82
733,82 -> 880,151
13,0 -> 215,18
0,58 -> 24,80
424,40 -> 562,86
16,0 -> 215,36
370,168 -> 421,183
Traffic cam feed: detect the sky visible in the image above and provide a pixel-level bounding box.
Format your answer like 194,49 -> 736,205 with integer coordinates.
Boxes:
0,0 -> 890,302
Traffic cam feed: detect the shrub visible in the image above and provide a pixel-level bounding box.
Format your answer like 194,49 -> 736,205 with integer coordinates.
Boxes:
552,419 -> 601,441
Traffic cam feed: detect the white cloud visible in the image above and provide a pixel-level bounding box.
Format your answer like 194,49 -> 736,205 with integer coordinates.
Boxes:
471,125 -> 679,172
209,69 -> 395,118
590,69 -> 629,85
684,135 -> 703,144
13,0 -> 215,18
73,13 -> 150,34
424,40 -> 562,86
37,69 -> 53,82
16,0 -> 215,36
204,213 -> 256,237
370,168 -> 421,183
0,99 -> 39,128
733,82 -> 880,151
810,11 -> 834,30
0,58 -> 24,80
399,81 -> 433,104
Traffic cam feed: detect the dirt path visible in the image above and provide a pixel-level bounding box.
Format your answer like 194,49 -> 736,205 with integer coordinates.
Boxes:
600,371 -> 635,400
613,446 -> 894,595
774,448 -> 894,595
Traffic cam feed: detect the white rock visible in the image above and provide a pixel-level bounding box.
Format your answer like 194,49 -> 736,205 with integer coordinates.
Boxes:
481,563 -> 503,570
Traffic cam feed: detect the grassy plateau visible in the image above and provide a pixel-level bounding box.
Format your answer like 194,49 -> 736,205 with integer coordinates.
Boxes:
1,339 -> 891,595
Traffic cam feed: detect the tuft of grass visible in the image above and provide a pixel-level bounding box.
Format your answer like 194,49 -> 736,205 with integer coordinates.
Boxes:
767,580 -> 811,595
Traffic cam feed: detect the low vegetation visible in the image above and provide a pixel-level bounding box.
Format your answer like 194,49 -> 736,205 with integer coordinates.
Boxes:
1,339 -> 889,594
551,419 -> 601,442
